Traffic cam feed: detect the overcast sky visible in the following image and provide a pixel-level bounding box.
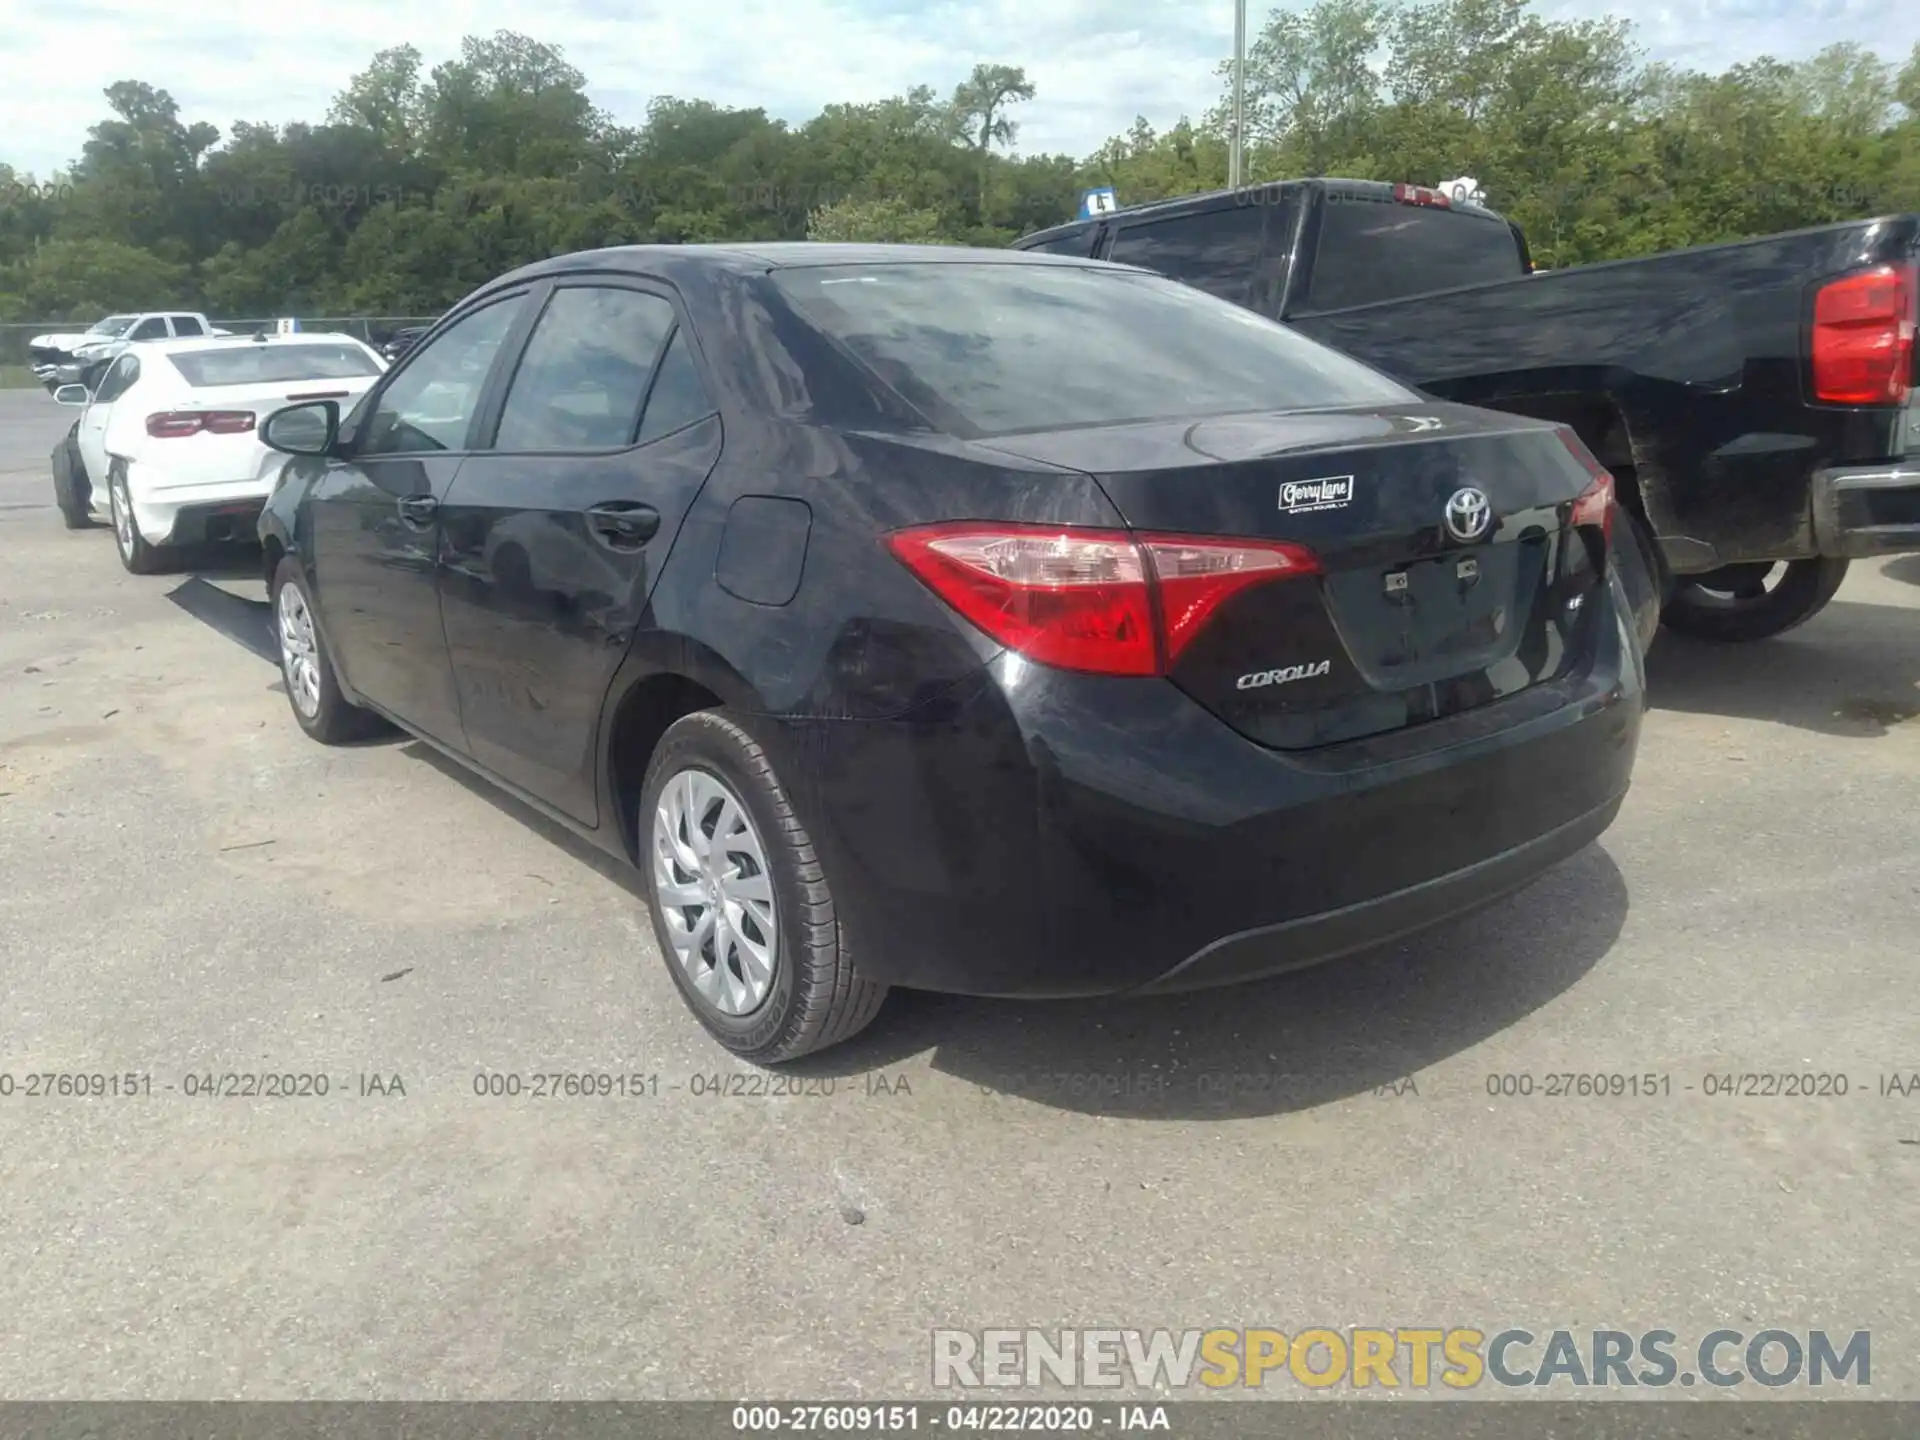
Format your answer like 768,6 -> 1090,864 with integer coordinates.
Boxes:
3,0 -> 1917,180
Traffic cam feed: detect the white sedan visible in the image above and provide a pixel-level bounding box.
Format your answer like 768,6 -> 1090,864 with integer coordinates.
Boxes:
51,332 -> 388,573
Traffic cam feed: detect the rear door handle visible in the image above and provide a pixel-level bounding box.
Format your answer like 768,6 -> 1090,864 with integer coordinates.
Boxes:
586,501 -> 660,548
397,494 -> 438,527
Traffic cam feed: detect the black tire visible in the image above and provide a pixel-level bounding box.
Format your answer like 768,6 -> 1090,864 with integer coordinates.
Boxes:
106,460 -> 174,574
1661,556 -> 1850,643
639,709 -> 888,1063
50,422 -> 93,530
269,554 -> 386,744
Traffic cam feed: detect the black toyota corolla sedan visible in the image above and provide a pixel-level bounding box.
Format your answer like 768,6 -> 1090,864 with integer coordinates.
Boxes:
256,243 -> 1644,1062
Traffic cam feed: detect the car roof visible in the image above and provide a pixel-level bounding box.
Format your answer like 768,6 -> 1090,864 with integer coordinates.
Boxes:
495,242 -> 1151,288
135,332 -> 374,356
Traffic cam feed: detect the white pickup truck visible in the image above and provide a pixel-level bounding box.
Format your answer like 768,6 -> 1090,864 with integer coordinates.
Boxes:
29,312 -> 229,389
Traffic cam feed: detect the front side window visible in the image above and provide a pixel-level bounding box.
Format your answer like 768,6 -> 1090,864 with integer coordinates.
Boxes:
772,261 -> 1412,438
95,355 -> 140,403
357,298 -> 523,456
493,287 -> 678,451
129,317 -> 168,341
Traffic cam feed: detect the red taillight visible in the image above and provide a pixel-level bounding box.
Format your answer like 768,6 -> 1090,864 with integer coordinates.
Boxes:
1556,427 -> 1615,544
1811,263 -> 1916,405
145,410 -> 257,438
1392,182 -> 1452,208
886,522 -> 1320,677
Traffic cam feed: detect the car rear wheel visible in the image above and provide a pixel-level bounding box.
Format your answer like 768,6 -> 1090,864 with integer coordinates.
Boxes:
107,462 -> 172,574
271,554 -> 385,744
1661,557 -> 1849,643
640,709 -> 888,1063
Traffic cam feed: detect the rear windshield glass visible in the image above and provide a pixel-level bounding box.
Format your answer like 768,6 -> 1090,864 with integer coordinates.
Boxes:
167,343 -> 381,387
770,262 -> 1412,437
1307,198 -> 1523,311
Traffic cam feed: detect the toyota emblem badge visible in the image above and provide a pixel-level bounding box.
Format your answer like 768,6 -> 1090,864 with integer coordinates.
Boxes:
1443,486 -> 1493,543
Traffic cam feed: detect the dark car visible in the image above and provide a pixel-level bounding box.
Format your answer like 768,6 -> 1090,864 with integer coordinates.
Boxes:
379,325 -> 432,363
1016,180 -> 1920,645
255,243 -> 1644,1062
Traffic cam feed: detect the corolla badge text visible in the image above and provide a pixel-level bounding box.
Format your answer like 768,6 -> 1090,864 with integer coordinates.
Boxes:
1237,660 -> 1332,690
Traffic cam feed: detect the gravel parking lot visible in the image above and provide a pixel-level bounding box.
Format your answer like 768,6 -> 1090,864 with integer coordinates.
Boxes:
1,384 -> 1917,1400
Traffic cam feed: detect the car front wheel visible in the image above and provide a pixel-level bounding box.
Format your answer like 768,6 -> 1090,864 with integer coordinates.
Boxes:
640,709 -> 888,1063
271,554 -> 384,744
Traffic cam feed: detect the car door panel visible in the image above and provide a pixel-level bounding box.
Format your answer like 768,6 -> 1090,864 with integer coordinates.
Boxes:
440,419 -> 720,821
303,294 -> 529,746
77,354 -> 135,482
437,284 -> 722,825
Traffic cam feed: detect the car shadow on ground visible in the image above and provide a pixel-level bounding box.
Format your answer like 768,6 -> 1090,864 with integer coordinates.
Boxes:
165,571 -> 277,663
1882,554 -> 1920,588
398,740 -> 652,900
1646,603 -> 1920,738
392,723 -> 1631,1118
789,845 -> 1629,1118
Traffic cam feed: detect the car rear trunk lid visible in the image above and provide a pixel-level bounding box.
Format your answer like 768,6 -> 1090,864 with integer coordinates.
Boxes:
977,403 -> 1610,749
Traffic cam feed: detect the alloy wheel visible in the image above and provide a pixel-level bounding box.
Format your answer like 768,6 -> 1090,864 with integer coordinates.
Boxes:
276,581 -> 323,719
651,767 -> 779,1016
110,473 -> 134,561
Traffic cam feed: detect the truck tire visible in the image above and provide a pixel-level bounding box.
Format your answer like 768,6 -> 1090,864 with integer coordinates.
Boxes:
50,422 -> 93,529
1661,557 -> 1849,643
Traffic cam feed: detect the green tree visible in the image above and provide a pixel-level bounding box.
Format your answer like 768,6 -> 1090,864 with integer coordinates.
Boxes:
806,194 -> 948,243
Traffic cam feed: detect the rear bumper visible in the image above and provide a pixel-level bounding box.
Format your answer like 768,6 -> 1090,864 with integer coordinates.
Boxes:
1135,793 -> 1622,993
771,575 -> 1643,998
1811,461 -> 1920,558
128,473 -> 273,546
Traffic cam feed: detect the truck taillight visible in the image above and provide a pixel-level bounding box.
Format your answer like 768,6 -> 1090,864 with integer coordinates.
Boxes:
886,523 -> 1320,677
145,410 -> 257,438
1811,263 -> 1916,406
1391,183 -> 1451,209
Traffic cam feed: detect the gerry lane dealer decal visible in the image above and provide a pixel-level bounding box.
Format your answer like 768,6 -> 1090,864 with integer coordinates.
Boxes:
1280,475 -> 1354,515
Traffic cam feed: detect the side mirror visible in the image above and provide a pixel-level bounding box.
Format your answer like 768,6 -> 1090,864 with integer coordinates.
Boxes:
261,399 -> 341,457
53,384 -> 90,406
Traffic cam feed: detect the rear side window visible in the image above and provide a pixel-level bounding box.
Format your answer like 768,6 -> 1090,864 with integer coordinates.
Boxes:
494,287 -> 677,451
168,344 -> 380,387
1306,197 -> 1523,311
1109,205 -> 1269,305
636,330 -> 716,443
1020,230 -> 1096,257
171,316 -> 206,336
772,261 -> 1411,438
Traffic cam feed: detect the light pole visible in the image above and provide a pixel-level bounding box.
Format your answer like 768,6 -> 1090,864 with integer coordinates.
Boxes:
1229,0 -> 1246,189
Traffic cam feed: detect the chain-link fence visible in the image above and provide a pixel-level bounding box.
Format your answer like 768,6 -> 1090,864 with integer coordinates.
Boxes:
0,316 -> 441,377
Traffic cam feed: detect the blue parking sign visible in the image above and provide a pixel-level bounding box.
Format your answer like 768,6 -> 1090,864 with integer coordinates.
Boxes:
1079,186 -> 1118,219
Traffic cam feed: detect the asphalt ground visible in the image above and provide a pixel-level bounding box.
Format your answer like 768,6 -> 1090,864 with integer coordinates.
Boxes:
0,385 -> 1916,1403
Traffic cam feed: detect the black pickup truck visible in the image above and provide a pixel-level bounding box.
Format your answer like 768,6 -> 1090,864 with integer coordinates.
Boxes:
1015,180 -> 1920,644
